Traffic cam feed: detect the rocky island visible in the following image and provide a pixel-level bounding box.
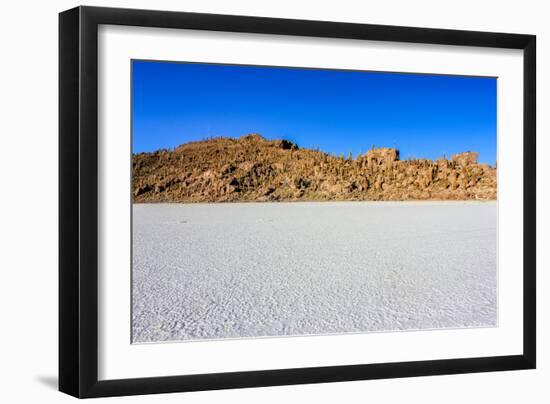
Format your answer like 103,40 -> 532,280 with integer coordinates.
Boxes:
132,133 -> 496,203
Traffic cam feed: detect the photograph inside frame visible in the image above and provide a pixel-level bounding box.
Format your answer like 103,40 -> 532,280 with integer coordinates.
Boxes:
130,60 -> 497,344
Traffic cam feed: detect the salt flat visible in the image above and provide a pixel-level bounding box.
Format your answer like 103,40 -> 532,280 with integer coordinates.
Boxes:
132,201 -> 497,343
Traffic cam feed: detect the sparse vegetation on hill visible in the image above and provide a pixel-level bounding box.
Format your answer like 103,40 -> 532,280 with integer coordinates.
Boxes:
132,133 -> 496,202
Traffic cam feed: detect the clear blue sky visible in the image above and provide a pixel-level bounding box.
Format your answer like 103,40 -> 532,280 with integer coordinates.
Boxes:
132,60 -> 497,165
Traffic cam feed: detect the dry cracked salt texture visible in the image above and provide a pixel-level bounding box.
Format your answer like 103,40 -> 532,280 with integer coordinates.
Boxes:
132,201 -> 497,343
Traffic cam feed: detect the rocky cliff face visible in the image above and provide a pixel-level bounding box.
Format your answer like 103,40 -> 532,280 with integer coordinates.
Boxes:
133,134 -> 496,202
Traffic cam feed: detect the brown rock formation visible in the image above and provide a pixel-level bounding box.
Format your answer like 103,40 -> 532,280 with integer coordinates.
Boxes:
132,134 -> 496,203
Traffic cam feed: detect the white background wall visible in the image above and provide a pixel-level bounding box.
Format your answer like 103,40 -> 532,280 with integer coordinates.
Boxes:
0,0 -> 546,402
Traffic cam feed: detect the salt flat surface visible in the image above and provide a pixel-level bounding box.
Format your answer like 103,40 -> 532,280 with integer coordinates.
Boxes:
132,202 -> 497,343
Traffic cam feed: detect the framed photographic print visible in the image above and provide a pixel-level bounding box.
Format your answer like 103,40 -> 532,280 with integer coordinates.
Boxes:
59,6 -> 536,398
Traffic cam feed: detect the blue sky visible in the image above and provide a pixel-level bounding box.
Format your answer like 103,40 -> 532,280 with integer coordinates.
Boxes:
132,60 -> 497,165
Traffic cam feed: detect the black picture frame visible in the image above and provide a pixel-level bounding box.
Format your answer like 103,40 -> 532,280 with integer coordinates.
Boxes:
59,5 -> 536,398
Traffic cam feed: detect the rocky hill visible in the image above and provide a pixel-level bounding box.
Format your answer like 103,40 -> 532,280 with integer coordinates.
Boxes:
132,134 -> 496,202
